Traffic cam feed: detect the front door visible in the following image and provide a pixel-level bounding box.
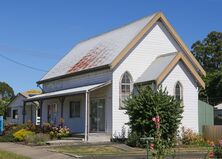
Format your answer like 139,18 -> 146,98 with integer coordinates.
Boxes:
90,98 -> 105,132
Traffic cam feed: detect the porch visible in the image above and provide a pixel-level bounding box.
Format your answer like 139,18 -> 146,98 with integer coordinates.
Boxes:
24,81 -> 112,142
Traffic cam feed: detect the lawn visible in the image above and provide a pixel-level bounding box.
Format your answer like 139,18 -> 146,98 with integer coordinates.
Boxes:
52,145 -> 145,156
0,150 -> 30,159
51,144 -> 209,158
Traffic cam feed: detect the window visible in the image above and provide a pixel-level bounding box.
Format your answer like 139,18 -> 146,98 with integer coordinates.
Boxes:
12,109 -> 18,119
70,101 -> 80,118
175,82 -> 183,101
47,103 -> 58,124
120,72 -> 133,109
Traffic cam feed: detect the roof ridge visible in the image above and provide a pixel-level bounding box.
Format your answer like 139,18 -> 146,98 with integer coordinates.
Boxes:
75,12 -> 159,46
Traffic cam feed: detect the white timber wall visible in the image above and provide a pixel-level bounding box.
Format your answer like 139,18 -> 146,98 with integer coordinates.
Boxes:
43,69 -> 112,93
161,62 -> 199,132
112,21 -> 181,136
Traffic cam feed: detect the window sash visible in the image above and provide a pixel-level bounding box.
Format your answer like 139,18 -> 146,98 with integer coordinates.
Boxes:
70,101 -> 80,118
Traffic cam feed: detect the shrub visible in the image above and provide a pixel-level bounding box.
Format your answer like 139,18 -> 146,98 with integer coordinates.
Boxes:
42,123 -> 53,133
0,124 -> 27,142
181,127 -> 207,146
125,86 -> 183,148
49,126 -> 70,139
25,133 -> 50,145
13,129 -> 34,141
126,131 -> 142,147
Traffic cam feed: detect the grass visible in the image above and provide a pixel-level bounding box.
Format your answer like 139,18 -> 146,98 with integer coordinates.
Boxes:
52,144 -> 210,157
0,150 -> 30,159
52,145 -> 145,156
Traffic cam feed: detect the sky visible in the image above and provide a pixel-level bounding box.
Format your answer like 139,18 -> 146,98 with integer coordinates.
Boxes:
0,0 -> 221,94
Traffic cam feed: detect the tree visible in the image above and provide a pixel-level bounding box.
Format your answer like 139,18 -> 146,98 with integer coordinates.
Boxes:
191,31 -> 222,105
0,82 -> 14,100
0,82 -> 14,118
125,86 -> 183,152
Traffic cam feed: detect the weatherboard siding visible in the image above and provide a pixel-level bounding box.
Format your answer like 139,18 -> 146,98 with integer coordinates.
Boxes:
112,21 -> 181,136
43,69 -> 112,93
41,86 -> 112,133
161,62 -> 199,132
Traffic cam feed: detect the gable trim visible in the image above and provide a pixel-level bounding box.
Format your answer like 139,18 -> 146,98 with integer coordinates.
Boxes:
110,12 -> 206,77
156,52 -> 205,88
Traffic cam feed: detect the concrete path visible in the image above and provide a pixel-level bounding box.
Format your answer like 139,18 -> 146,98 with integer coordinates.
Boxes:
0,142 -> 74,159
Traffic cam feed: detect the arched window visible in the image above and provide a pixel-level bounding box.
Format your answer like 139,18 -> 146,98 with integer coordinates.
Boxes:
120,72 -> 133,109
175,82 -> 183,101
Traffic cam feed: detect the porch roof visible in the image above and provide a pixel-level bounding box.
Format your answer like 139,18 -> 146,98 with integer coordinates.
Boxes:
25,81 -> 111,102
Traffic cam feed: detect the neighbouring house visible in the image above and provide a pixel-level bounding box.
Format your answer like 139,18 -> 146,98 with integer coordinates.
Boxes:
7,90 -> 41,125
25,12 -> 205,142
214,103 -> 222,125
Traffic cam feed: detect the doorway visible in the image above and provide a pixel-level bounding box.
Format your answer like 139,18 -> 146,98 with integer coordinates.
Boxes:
90,98 -> 105,132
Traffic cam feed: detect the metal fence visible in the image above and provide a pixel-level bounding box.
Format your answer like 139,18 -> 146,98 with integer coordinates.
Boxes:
203,125 -> 222,142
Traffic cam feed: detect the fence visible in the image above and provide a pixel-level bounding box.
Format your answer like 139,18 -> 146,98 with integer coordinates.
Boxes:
203,125 -> 222,142
198,100 -> 214,134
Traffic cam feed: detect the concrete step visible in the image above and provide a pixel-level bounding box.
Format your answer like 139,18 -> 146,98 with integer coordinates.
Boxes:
61,137 -> 84,141
46,139 -> 83,146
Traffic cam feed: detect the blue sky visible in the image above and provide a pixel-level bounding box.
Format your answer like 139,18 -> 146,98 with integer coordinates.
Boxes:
0,0 -> 221,93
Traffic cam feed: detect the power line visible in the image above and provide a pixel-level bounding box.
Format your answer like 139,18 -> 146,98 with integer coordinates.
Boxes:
0,53 -> 47,72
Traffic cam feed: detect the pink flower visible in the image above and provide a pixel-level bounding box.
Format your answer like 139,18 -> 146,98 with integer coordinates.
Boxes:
209,151 -> 214,158
150,143 -> 155,150
219,140 -> 222,146
156,116 -> 160,123
152,117 -> 156,122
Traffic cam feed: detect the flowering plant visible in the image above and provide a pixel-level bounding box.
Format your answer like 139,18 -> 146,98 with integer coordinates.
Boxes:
49,126 -> 70,139
208,140 -> 222,158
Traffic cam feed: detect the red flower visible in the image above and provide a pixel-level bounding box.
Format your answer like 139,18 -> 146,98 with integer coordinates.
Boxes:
150,143 -> 154,150
156,116 -> 160,123
209,151 -> 214,158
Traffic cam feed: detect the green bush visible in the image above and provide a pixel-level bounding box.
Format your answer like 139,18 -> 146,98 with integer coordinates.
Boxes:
125,86 -> 183,149
13,129 -> 34,141
126,131 -> 142,147
25,133 -> 49,145
0,124 -> 27,142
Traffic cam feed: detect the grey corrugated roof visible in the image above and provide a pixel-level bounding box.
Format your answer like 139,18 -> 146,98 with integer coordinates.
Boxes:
40,13 -> 157,82
136,52 -> 178,84
26,81 -> 111,101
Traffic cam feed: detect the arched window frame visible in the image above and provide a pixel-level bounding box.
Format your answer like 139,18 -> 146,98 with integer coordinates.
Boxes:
174,81 -> 183,101
119,71 -> 133,109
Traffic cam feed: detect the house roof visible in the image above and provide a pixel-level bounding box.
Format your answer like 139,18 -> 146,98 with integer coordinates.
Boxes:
136,52 -> 177,83
215,103 -> 222,110
136,52 -> 205,88
8,90 -> 41,107
38,12 -> 206,84
26,81 -> 111,102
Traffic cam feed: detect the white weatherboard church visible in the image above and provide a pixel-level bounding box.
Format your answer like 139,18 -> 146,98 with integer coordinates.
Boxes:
26,12 -> 205,142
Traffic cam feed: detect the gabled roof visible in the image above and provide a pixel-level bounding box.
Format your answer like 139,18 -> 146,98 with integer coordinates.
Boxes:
8,90 -> 41,107
38,12 -> 205,84
136,52 -> 205,88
